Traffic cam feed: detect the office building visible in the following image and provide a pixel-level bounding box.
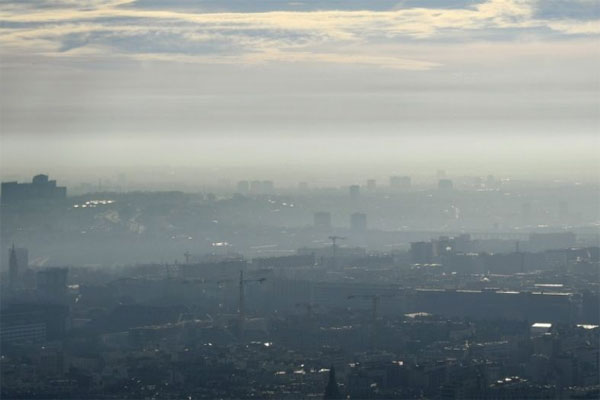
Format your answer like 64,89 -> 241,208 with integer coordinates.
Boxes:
1,174 -> 66,204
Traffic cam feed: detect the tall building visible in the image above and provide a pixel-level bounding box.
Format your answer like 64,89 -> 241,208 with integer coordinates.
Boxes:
390,175 -> 411,189
1,174 -> 66,204
314,212 -> 332,230
324,366 -> 342,399
36,268 -> 68,304
366,179 -> 376,191
350,212 -> 367,232
438,179 -> 454,190
349,185 -> 360,200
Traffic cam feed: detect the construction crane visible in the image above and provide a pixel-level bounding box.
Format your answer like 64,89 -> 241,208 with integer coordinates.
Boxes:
236,270 -> 267,341
171,271 -> 266,340
328,235 -> 346,268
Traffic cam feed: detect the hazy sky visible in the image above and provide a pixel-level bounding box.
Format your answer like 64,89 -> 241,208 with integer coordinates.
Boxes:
1,0 -> 599,182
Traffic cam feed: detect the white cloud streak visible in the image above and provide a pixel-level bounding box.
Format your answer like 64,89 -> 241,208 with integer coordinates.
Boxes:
0,0 -> 598,68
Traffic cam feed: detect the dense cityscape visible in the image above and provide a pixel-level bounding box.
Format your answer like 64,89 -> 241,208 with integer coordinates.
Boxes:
2,0 -> 599,399
1,174 -> 598,399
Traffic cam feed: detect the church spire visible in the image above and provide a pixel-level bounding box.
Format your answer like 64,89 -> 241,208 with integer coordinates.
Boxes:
9,243 -> 19,287
324,365 -> 341,399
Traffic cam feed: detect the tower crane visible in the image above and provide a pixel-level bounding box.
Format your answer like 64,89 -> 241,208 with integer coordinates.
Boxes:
228,270 -> 266,340
328,235 -> 346,268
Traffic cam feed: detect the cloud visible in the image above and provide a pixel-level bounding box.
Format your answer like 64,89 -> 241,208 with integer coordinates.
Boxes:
0,0 -> 599,69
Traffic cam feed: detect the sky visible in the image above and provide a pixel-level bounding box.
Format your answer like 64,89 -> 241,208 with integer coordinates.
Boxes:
1,0 -> 599,184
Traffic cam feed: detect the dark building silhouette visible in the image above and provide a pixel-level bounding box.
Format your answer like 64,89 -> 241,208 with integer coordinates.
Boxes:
411,241 -> 434,264
1,174 -> 66,204
36,267 -> 68,304
7,245 -> 29,291
324,365 -> 342,399
0,303 -> 69,345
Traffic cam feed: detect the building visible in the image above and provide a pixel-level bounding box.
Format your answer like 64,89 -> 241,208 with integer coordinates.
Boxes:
314,212 -> 332,230
7,245 -> 29,290
0,304 -> 69,344
349,185 -> 360,200
390,176 -> 411,189
36,267 -> 68,304
528,232 -> 576,252
0,306 -> 47,345
410,241 -> 434,264
366,179 -> 376,191
350,212 -> 367,232
438,179 -> 453,190
249,180 -> 274,194
1,174 -> 67,204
